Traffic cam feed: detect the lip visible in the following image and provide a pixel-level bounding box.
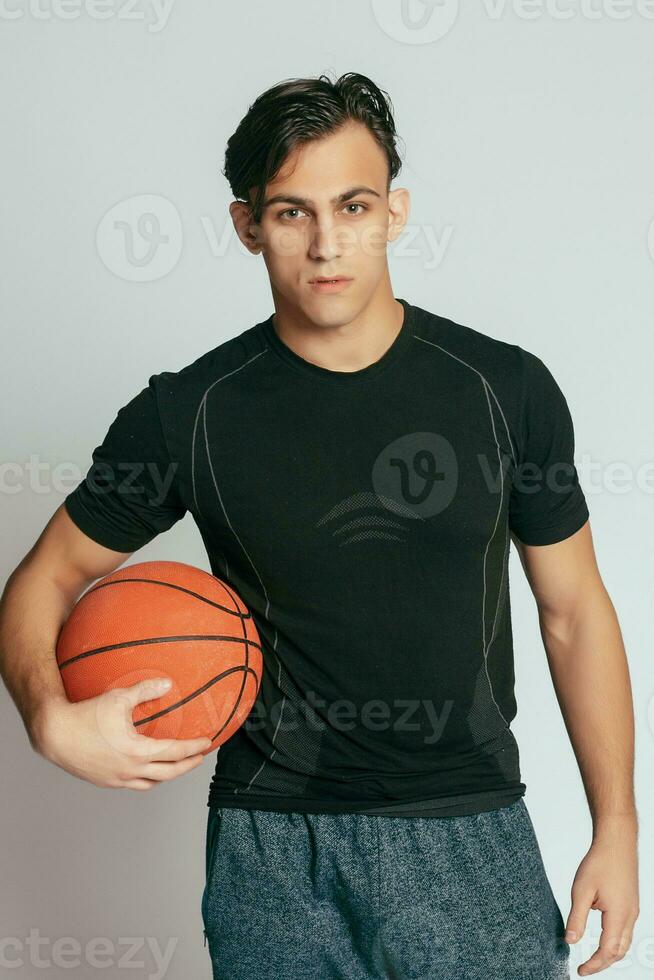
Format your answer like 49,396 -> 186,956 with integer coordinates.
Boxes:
309,277 -> 353,294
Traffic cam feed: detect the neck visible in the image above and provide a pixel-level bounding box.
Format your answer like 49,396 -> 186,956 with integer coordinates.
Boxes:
270,286 -> 405,374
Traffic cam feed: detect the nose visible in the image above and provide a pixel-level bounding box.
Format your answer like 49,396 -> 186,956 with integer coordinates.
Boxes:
307,218 -> 343,263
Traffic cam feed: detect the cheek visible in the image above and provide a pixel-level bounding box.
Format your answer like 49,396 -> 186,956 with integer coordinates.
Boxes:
331,218 -> 387,263
264,225 -> 307,264
260,251 -> 299,289
359,218 -> 391,261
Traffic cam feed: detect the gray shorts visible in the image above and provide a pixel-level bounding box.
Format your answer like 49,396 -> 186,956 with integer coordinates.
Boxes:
201,797 -> 570,980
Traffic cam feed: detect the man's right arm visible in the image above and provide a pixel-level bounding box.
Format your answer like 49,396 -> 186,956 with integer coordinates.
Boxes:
0,504 -> 212,790
1,503 -> 128,746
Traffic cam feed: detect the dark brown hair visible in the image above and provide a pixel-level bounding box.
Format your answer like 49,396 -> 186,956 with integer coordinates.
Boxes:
223,71 -> 404,224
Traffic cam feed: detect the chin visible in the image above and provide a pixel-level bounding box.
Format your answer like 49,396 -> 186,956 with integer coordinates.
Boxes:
305,300 -> 357,327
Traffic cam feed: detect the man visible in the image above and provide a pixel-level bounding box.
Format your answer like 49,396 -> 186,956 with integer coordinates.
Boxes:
0,72 -> 639,978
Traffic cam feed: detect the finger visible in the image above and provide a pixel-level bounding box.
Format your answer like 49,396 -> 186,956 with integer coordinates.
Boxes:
578,935 -> 630,975
134,755 -> 206,782
131,735 -> 213,762
565,887 -> 595,943
578,909 -> 633,976
112,678 -> 172,713
121,778 -> 160,791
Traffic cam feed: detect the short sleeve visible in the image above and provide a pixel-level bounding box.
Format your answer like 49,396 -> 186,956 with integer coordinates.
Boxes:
508,351 -> 589,546
63,375 -> 187,552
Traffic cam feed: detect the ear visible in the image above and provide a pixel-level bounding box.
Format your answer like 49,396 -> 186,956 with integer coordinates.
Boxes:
229,200 -> 262,255
387,186 -> 411,243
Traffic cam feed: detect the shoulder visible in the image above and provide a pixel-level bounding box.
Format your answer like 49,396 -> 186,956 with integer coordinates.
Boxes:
408,303 -> 577,466
410,301 -> 534,379
132,318 -> 269,453
148,319 -> 268,407
409,301 -> 563,400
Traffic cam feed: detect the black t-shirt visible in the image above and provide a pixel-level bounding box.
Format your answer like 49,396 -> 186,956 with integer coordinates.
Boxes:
63,298 -> 589,817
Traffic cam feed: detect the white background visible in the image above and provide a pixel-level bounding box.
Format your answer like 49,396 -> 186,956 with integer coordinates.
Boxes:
1,1 -> 652,976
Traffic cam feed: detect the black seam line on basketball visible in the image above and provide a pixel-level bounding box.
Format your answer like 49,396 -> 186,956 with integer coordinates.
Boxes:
82,578 -> 250,619
210,576 -> 253,743
133,664 -> 259,726
58,634 -> 263,670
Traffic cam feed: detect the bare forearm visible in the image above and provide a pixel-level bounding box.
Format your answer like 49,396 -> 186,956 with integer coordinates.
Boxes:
0,562 -> 76,748
539,586 -> 636,833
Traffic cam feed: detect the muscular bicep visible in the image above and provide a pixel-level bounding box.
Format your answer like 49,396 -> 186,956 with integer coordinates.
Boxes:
512,519 -> 600,619
18,503 -> 133,600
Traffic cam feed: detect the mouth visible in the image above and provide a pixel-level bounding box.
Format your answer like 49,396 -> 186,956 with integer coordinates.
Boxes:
310,276 -> 351,283
309,276 -> 353,293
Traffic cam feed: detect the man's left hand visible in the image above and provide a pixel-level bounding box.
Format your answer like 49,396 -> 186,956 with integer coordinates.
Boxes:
565,818 -> 639,976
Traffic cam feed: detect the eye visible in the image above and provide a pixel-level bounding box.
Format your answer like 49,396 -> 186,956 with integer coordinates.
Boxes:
279,208 -> 306,220
342,203 -> 367,215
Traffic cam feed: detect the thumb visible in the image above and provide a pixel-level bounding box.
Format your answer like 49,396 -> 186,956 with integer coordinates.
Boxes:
565,887 -> 595,943
114,677 -> 173,712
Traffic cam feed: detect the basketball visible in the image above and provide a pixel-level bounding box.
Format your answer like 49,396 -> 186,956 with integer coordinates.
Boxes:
55,560 -> 263,755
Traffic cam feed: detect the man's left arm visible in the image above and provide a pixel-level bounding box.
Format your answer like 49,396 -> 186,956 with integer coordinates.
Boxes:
513,519 -> 640,978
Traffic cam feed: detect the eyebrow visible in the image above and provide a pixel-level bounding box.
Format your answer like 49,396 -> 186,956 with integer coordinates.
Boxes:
262,185 -> 382,210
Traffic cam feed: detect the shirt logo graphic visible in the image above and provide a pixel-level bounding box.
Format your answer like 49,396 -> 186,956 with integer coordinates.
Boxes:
315,432 -> 458,547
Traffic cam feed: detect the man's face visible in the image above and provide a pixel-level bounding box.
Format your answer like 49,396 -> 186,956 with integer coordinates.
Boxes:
233,120 -> 408,327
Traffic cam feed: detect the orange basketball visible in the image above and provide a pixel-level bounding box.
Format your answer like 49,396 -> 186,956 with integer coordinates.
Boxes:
55,560 -> 263,755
